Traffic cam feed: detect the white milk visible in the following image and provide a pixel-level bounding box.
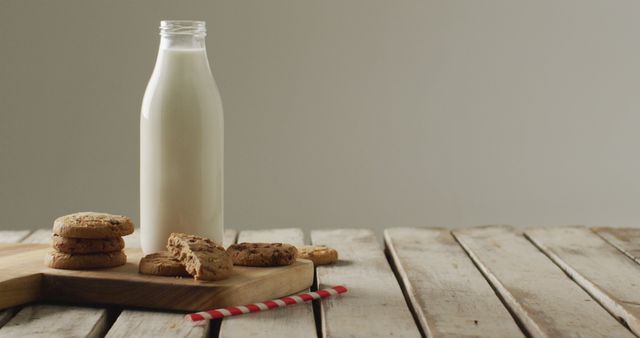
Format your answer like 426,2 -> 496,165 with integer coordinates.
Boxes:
140,23 -> 223,254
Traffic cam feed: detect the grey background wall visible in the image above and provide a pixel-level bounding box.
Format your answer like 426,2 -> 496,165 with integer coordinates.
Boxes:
1,0 -> 639,232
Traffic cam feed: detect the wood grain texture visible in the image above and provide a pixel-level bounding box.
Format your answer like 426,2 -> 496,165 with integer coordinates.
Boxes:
525,226 -> 640,336
593,227 -> 640,264
0,247 -> 43,308
0,305 -> 108,338
0,230 -> 30,243
106,228 -> 237,338
220,228 -> 315,338
385,227 -> 524,338
0,230 -> 32,330
0,229 -> 110,338
0,244 -> 313,312
453,226 -> 632,338
106,310 -> 207,338
2,231 -> 54,308
312,229 -> 420,338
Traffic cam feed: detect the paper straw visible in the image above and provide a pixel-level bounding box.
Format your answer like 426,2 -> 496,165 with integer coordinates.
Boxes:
186,285 -> 348,323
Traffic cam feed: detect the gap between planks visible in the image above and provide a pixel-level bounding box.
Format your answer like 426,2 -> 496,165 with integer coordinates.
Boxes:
218,228 -> 316,338
312,229 -> 421,338
593,227 -> 640,265
105,228 -> 238,338
0,228 -> 236,338
0,230 -> 34,329
452,225 -> 633,338
0,229 -> 112,338
385,227 -> 524,338
525,226 -> 640,336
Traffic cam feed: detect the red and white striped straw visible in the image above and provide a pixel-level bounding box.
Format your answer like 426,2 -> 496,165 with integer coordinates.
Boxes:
186,285 -> 348,324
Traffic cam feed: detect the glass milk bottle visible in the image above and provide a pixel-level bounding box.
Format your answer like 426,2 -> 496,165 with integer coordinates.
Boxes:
140,20 -> 224,254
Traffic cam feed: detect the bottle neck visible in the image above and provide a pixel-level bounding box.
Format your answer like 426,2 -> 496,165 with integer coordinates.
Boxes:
159,35 -> 206,50
159,20 -> 207,50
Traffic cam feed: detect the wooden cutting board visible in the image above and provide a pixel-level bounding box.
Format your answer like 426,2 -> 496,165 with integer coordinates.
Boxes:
0,243 -> 314,312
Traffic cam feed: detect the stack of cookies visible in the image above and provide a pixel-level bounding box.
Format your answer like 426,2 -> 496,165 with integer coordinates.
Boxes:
46,212 -> 134,270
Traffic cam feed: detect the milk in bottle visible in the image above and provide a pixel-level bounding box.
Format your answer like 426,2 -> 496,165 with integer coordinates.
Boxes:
140,20 -> 223,254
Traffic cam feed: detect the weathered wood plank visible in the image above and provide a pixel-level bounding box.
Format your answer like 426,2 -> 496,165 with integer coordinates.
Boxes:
0,230 -> 30,243
20,229 -> 51,244
593,227 -> 640,265
384,227 -> 524,338
453,226 -> 632,338
525,226 -> 640,336
223,228 -> 238,248
105,228 -> 237,338
105,310 -> 207,338
235,228 -> 304,245
219,228 -> 315,338
125,228 -> 236,249
0,230 -> 32,329
312,229 -> 420,338
123,228 -> 141,249
0,305 -> 108,338
0,310 -> 14,330
0,229 -> 110,338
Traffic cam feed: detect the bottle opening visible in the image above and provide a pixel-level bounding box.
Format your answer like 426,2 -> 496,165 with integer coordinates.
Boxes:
160,20 -> 206,37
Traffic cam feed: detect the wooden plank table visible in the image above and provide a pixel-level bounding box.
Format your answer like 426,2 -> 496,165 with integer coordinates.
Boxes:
0,225 -> 638,337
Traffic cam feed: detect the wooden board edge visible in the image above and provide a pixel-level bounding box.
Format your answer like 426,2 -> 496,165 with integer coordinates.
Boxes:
39,260 -> 314,312
0,230 -> 33,330
1,230 -> 112,338
104,228 -> 240,338
0,273 -> 43,311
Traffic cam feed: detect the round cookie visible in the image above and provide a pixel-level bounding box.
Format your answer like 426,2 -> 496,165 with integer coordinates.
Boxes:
296,245 -> 338,266
53,212 -> 134,239
52,234 -> 124,254
45,251 -> 127,270
227,242 -> 298,267
139,252 -> 190,277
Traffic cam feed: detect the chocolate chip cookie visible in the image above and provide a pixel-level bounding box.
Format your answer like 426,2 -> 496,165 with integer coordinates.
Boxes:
45,251 -> 127,270
52,234 -> 124,254
139,252 -> 190,277
227,243 -> 298,267
167,233 -> 233,281
53,212 -> 134,239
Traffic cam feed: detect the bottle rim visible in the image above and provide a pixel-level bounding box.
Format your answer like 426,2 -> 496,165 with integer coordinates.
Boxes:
160,20 -> 206,36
